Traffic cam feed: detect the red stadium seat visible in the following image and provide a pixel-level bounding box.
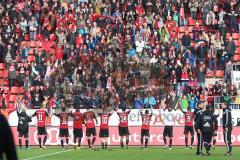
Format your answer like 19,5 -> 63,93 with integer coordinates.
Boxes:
21,41 -> 29,46
29,48 -> 34,55
9,95 -> 17,102
25,34 -> 30,41
38,48 -> 43,53
236,48 -> 240,54
232,33 -> 240,40
24,63 -> 29,68
16,56 -> 22,62
187,27 -> 193,32
206,71 -> 214,78
215,70 -> 224,78
3,70 -> 8,78
37,34 -> 44,40
234,40 -> 240,47
2,80 -> 8,86
188,18 -> 196,26
28,55 -> 35,62
0,63 -> 6,70
50,48 -> 56,54
233,55 -> 240,62
11,87 -> 19,94
179,27 -> 187,33
30,41 -> 37,48
226,33 -> 231,40
8,103 -> 16,110
0,70 -> 3,78
37,41 -> 42,48
19,87 -> 25,94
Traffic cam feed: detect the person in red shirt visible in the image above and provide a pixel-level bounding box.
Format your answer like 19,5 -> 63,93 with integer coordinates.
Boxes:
140,108 -> 153,150
179,106 -> 194,149
98,107 -> 114,150
84,107 -> 98,149
116,107 -> 131,149
70,109 -> 84,149
32,108 -> 49,149
54,107 -> 71,149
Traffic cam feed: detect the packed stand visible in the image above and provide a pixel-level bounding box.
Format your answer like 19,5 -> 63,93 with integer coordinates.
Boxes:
0,0 -> 240,112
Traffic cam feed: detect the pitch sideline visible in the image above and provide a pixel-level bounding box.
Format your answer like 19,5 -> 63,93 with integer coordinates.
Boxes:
22,149 -> 74,160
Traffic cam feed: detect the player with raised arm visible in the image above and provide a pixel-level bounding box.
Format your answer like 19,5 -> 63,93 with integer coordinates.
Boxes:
17,107 -> 32,150
179,106 -> 194,149
32,107 -> 49,149
98,107 -> 114,150
54,107 -> 71,149
140,108 -> 153,150
70,109 -> 85,149
84,106 -> 98,149
117,107 -> 131,149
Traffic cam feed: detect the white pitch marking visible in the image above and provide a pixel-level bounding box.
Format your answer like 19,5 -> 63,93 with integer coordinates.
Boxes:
22,149 -> 74,160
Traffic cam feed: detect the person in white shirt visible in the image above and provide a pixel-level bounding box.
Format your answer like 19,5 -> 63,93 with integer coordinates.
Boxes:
135,37 -> 145,54
161,107 -> 176,150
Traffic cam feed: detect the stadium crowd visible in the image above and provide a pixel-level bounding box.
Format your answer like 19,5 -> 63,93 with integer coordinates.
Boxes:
0,0 -> 240,111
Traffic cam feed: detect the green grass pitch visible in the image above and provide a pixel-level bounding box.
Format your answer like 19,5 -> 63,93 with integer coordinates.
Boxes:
18,146 -> 238,160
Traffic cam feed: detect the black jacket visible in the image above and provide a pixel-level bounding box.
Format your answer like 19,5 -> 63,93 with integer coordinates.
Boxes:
196,110 -> 218,133
17,110 -> 32,131
222,107 -> 232,130
193,107 -> 202,129
0,114 -> 18,160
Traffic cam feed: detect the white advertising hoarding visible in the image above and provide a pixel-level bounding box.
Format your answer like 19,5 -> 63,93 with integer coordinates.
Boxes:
8,109 -> 240,127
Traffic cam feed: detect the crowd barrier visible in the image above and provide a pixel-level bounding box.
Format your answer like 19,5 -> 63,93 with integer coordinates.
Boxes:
11,126 -> 240,146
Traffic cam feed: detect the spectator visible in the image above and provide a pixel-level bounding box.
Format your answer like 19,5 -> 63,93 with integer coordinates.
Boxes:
196,64 -> 207,88
189,94 -> 198,110
29,16 -> 38,41
134,95 -> 144,109
226,37 -> 236,60
181,31 -> 191,48
7,63 -> 17,90
208,44 -> 217,75
188,0 -> 198,20
179,94 -> 189,111
0,0 -> 238,111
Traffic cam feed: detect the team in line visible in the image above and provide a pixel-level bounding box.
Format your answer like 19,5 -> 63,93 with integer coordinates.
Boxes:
16,101 -> 232,156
